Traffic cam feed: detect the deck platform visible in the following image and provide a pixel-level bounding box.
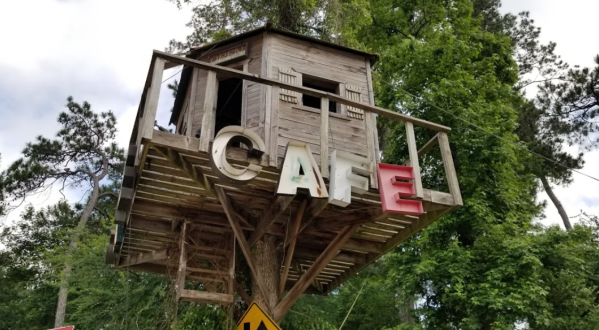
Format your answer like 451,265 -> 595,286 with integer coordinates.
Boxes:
111,130 -> 458,294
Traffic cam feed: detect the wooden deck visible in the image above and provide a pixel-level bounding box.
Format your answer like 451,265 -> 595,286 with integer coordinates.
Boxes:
110,130 -> 458,294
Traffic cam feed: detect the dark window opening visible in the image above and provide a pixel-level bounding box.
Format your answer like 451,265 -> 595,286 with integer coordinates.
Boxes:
214,77 -> 243,136
302,76 -> 338,113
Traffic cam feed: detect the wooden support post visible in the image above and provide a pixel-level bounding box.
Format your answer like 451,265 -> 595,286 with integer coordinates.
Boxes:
405,122 -> 424,199
139,57 -> 165,145
320,97 -> 330,178
234,279 -> 253,306
199,70 -> 218,152
176,221 -> 188,301
438,132 -> 463,206
279,200 -> 308,298
273,224 -> 359,321
228,235 -> 235,296
248,195 -> 294,247
215,186 -> 270,304
187,68 -> 198,138
298,198 -> 329,234
269,85 -> 280,167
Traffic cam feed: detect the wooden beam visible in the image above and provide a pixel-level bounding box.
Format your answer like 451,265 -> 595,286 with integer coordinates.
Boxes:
269,85 -> 280,167
199,70 -> 218,152
273,224 -> 359,321
152,51 -> 451,133
228,235 -> 235,295
234,279 -> 253,306
417,133 -> 439,158
118,249 -> 168,268
405,122 -> 424,199
152,145 -> 212,194
139,57 -> 165,144
279,200 -> 307,298
320,98 -> 330,178
328,207 -> 454,292
438,132 -> 463,206
176,221 -> 188,301
187,68 -> 198,138
214,185 -> 271,303
248,195 -> 294,247
298,198 -> 329,234
294,246 -> 368,265
179,289 -> 233,305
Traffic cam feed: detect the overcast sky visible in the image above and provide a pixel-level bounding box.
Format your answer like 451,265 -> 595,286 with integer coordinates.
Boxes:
0,0 -> 597,227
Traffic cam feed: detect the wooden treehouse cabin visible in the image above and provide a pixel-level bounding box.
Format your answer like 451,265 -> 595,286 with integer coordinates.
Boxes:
106,25 -> 462,322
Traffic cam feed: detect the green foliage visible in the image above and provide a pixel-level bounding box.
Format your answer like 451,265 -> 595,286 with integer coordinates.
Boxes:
2,97 -> 124,210
537,56 -> 599,148
165,0 -> 371,52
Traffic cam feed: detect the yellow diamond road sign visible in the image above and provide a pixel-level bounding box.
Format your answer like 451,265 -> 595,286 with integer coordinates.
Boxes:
237,302 -> 282,330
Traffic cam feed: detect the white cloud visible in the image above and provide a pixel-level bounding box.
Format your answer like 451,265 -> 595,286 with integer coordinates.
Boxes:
0,0 -> 191,220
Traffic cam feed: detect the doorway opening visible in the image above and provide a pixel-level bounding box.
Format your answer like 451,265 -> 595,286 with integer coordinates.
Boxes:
215,77 -> 243,135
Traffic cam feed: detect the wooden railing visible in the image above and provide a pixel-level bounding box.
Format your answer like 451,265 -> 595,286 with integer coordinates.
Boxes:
129,51 -> 462,206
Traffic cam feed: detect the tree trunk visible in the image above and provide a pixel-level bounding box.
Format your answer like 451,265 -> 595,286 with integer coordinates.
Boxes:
54,179 -> 100,327
251,234 -> 282,315
539,175 -> 572,231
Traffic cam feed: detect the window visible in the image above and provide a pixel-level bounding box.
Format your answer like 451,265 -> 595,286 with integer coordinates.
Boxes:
301,75 -> 339,113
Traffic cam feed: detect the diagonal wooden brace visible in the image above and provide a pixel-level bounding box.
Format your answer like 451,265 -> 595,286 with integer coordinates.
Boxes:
215,185 -> 270,303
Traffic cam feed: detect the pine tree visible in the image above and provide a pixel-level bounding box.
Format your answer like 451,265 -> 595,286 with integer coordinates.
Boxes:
1,97 -> 124,327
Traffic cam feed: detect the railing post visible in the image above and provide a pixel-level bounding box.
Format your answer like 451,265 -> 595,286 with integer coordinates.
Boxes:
438,132 -> 463,206
405,122 -> 424,199
139,57 -> 165,145
269,85 -> 280,167
320,97 -> 330,178
199,70 -> 219,152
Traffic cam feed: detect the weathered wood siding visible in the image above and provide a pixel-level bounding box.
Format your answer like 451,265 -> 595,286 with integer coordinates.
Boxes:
186,35 -> 264,139
268,33 -> 372,169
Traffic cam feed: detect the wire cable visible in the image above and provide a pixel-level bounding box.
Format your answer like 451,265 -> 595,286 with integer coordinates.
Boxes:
372,73 -> 599,183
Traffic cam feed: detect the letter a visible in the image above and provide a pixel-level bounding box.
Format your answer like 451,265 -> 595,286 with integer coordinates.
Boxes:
276,142 -> 328,198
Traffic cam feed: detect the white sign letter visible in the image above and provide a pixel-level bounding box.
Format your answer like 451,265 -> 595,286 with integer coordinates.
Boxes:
210,126 -> 266,184
276,142 -> 328,198
329,150 -> 372,207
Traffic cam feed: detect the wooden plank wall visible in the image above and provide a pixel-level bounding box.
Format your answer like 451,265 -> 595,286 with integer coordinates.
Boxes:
268,33 -> 372,169
183,35 -> 264,139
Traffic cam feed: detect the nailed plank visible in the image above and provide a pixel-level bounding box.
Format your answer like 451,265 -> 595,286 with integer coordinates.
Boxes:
153,50 -> 451,132
214,185 -> 270,303
273,224 -> 359,321
118,249 -> 168,268
153,145 -> 212,194
269,85 -> 280,166
139,57 -> 165,144
279,199 -> 307,298
248,194 -> 294,247
235,279 -> 253,305
405,122 -> 424,199
438,132 -> 462,206
176,221 -> 188,301
187,68 -> 199,138
179,289 -> 234,305
320,98 -> 330,178
199,70 -> 218,152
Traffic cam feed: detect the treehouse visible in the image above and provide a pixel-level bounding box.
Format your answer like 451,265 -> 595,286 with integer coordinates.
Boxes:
106,25 -> 462,322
